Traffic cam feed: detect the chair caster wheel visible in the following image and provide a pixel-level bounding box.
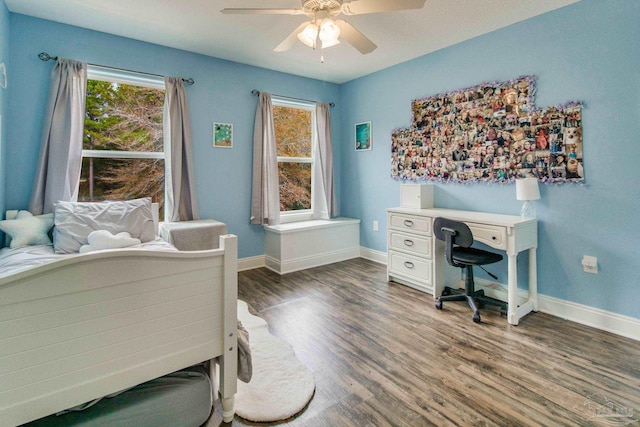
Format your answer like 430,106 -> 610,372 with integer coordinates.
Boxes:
473,312 -> 481,323
435,301 -> 443,310
500,307 -> 507,317
442,288 -> 451,296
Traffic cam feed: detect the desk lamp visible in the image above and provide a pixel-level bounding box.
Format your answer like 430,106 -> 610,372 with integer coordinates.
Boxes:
516,178 -> 540,218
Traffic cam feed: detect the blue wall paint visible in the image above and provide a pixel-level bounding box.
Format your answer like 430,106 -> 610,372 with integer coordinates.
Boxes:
340,0 -> 640,319
3,0 -> 639,320
5,14 -> 341,259
0,0 -> 9,215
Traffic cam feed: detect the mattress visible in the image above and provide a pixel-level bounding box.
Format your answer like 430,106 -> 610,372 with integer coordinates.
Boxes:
0,238 -> 177,278
24,365 -> 213,427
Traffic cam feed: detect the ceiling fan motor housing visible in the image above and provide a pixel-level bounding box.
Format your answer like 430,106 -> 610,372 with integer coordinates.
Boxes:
302,0 -> 343,15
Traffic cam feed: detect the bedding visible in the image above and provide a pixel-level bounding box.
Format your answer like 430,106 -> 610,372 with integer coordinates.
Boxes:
0,238 -> 176,277
25,364 -> 213,427
53,198 -> 155,254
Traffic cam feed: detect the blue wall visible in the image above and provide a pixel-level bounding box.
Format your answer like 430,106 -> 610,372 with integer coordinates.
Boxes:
339,0 -> 640,319
5,14 -> 341,259
0,0 -> 9,216
3,0 -> 639,320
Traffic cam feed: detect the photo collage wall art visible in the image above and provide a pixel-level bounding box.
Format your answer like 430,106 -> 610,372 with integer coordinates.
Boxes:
391,76 -> 583,183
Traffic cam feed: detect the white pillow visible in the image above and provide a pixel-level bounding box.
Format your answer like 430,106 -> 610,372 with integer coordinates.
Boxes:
79,230 -> 142,254
54,198 -> 155,254
0,211 -> 54,249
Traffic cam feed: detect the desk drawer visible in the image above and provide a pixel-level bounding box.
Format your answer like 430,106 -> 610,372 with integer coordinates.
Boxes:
468,223 -> 507,250
389,213 -> 431,235
389,231 -> 432,258
388,251 -> 432,285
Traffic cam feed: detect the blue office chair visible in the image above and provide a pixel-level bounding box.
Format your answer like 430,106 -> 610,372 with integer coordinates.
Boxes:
433,217 -> 506,323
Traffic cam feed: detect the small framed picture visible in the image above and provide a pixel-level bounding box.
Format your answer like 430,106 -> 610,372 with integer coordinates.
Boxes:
355,121 -> 372,151
213,122 -> 233,148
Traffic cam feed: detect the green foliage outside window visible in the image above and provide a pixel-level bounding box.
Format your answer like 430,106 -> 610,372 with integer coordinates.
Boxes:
79,80 -> 165,215
273,105 -> 313,212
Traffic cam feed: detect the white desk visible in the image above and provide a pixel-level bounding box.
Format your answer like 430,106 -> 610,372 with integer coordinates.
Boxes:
387,207 -> 537,325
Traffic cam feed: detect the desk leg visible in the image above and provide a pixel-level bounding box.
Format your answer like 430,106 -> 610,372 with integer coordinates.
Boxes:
529,247 -> 538,312
507,254 -> 519,325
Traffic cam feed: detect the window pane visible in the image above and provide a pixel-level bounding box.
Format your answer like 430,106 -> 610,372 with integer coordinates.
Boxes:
278,162 -> 311,211
84,80 -> 164,152
79,157 -> 165,220
273,106 -> 312,158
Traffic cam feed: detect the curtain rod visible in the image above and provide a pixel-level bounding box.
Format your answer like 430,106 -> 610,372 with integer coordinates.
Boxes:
251,89 -> 334,108
38,52 -> 194,86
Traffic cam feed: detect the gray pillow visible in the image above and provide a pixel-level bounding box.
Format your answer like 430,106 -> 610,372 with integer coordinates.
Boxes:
54,198 -> 156,254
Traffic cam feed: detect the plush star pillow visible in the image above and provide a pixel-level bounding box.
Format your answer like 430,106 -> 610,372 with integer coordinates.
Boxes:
0,211 -> 54,249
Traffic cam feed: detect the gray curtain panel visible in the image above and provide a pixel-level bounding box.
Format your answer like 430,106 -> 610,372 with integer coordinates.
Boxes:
250,92 -> 280,225
313,102 -> 338,219
29,59 -> 87,215
164,77 -> 199,222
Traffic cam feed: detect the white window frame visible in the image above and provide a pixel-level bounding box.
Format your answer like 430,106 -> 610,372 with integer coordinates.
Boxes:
82,65 -> 167,207
272,97 -> 317,224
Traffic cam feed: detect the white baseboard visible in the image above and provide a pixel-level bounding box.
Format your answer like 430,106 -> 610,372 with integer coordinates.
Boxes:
536,294 -> 640,342
265,247 -> 360,275
238,255 -> 265,272
472,278 -> 640,342
241,248 -> 640,342
360,247 -> 387,264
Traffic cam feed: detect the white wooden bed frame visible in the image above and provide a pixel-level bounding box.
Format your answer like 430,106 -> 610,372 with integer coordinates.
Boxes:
0,233 -> 238,426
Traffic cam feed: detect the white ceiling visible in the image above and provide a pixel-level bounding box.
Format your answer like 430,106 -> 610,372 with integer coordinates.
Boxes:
6,0 -> 580,84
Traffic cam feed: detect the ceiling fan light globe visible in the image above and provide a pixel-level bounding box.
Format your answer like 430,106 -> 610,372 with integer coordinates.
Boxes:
319,19 -> 340,45
321,38 -> 340,49
297,23 -> 318,47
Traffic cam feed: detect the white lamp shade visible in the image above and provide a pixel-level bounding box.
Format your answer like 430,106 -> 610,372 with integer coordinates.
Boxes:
516,178 -> 541,201
297,23 -> 318,48
319,19 -> 340,48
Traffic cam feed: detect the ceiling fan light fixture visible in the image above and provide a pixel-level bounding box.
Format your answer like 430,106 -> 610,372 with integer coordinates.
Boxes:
297,23 -> 318,48
319,19 -> 340,48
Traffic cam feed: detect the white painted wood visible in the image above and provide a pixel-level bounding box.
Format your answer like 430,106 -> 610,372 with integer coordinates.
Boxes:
387,211 -> 434,294
263,218 -> 360,274
400,184 -> 434,209
0,234 -> 238,427
387,207 -> 537,325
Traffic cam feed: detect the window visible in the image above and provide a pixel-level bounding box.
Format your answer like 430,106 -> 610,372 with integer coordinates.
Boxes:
79,66 -> 166,218
273,98 -> 316,222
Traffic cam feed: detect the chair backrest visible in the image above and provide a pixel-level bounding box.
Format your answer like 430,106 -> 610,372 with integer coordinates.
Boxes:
433,217 -> 473,248
434,217 -> 473,268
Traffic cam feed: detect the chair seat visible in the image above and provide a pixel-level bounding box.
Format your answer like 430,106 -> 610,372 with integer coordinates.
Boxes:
452,246 -> 503,266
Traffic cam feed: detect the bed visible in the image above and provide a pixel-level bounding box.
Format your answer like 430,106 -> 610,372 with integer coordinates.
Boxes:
0,199 -> 238,426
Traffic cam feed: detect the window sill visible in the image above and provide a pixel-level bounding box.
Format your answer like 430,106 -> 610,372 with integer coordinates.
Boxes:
263,217 -> 360,234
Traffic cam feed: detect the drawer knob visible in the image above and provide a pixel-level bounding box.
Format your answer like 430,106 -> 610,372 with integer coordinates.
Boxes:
404,261 -> 415,269
403,219 -> 414,227
404,239 -> 414,247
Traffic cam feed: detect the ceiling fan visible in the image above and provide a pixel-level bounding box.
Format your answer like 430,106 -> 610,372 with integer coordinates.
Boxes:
221,0 -> 427,55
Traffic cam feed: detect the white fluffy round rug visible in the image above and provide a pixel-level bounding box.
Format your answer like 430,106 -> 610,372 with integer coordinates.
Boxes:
235,300 -> 315,422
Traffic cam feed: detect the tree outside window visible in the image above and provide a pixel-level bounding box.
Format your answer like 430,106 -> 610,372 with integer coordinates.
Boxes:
80,71 -> 166,218
273,102 -> 315,214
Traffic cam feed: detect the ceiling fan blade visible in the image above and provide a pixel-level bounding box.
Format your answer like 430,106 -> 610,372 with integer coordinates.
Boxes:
221,8 -> 304,15
274,22 -> 310,52
335,20 -> 376,54
341,0 -> 426,15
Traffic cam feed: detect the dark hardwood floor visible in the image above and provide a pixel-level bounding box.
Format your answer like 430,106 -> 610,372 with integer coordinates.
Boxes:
210,258 -> 640,426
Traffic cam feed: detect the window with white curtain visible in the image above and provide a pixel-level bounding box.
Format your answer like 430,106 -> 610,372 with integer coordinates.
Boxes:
272,97 -> 317,223
80,65 -> 167,218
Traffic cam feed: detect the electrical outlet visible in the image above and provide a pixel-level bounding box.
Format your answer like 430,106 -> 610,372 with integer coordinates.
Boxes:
373,220 -> 379,231
582,255 -> 598,274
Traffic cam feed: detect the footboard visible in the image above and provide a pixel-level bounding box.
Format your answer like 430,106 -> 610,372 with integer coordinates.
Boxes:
0,234 -> 238,426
